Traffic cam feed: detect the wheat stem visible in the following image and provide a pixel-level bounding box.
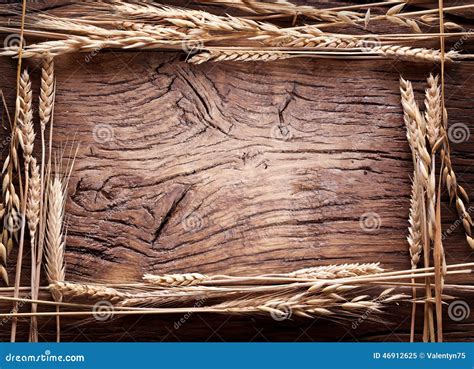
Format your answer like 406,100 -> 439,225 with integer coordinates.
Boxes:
31,56 -> 55,341
11,68 -> 33,342
26,158 -> 40,342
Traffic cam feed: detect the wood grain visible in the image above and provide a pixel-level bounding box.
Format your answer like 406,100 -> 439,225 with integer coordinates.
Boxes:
0,0 -> 473,342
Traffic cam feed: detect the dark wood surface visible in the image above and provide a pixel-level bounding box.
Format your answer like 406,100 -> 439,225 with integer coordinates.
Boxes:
0,0 -> 473,342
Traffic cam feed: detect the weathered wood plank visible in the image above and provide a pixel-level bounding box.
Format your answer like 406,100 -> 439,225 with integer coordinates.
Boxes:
0,0 -> 472,341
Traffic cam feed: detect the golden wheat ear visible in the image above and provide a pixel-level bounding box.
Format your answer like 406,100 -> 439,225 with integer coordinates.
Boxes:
45,173 -> 66,286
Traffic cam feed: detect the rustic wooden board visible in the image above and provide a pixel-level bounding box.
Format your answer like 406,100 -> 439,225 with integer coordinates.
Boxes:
0,0 -> 473,342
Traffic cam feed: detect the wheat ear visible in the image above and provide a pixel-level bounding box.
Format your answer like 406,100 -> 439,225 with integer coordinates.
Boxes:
11,69 -> 35,342
408,167 -> 423,270
31,56 -> 55,341
189,49 -> 291,64
1,133 -> 20,287
195,0 -> 362,23
143,263 -> 383,287
143,273 -> 209,286
400,77 -> 430,173
286,263 -> 384,279
49,282 -> 129,303
1,31 -> 461,64
39,56 -> 54,128
45,172 -> 67,343
26,159 -> 40,249
16,71 -> 34,164
45,174 -> 66,287
400,76 -> 435,342
424,74 -> 442,241
197,0 -> 426,33
26,158 -> 40,341
440,112 -> 472,249
0,199 -> 5,284
425,75 -> 442,150
211,287 -> 406,319
442,152 -> 473,248
108,3 -> 280,34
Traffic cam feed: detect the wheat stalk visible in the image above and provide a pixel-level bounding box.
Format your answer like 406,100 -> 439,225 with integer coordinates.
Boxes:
0,200 -> 5,281
32,15 -> 196,39
0,20 -> 461,65
400,76 -> 436,342
45,173 -> 66,344
0,77 -> 23,289
108,3 -> 280,35
21,9 -> 467,54
190,46 -> 459,65
444,161 -> 473,249
407,162 -> 423,342
0,34 -> 191,58
211,287 -> 406,319
438,107 -> 473,249
44,264 -> 472,319
0,155 -> 19,285
119,285 -> 406,319
26,158 -> 40,342
195,0 -> 363,23
44,146 -> 79,341
2,144 -> 20,275
11,69 -> 35,342
0,91 -> 12,285
30,56 -> 56,342
143,263 -> 384,287
7,0 -> 27,307
197,0 -> 430,33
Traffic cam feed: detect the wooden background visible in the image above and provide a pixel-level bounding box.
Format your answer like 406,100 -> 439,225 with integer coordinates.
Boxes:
0,0 -> 473,341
